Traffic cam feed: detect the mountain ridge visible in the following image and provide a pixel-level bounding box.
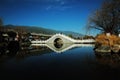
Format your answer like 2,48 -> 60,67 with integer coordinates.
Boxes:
4,24 -> 84,37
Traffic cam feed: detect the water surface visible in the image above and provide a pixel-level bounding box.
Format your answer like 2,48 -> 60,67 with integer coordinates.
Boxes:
0,44 -> 120,80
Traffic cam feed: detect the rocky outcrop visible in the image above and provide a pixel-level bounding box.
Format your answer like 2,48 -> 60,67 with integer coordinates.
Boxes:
95,45 -> 111,53
94,33 -> 120,53
111,45 -> 120,53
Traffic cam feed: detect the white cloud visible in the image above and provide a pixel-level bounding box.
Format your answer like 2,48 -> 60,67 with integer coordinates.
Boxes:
46,5 -> 53,10
44,0 -> 73,11
60,1 -> 65,5
45,5 -> 72,11
60,6 -> 72,11
56,0 -> 60,2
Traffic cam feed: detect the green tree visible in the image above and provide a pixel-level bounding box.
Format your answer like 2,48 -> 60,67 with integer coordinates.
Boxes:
87,0 -> 120,34
68,34 -> 73,38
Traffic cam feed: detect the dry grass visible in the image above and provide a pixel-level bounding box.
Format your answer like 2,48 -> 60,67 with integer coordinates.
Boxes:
95,33 -> 120,46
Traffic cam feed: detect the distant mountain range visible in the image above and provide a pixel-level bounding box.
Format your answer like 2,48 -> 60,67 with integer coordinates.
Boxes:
4,25 -> 84,37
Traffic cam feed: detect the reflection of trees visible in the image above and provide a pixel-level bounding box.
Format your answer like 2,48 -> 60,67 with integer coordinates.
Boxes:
16,46 -> 52,60
0,46 -> 52,62
95,52 -> 120,68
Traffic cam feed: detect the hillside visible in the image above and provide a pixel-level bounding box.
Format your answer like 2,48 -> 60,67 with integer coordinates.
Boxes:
4,25 -> 83,37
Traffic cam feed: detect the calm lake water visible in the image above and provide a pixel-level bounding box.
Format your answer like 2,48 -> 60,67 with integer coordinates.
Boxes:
0,44 -> 120,80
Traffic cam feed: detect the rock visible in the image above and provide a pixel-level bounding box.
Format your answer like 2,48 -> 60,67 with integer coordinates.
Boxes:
95,45 -> 111,53
111,45 -> 120,53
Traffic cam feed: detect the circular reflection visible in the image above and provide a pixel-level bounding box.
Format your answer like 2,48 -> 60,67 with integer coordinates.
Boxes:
54,38 -> 63,48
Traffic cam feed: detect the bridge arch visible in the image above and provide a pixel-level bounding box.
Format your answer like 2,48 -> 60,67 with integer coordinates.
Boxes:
46,34 -> 75,43
31,33 -> 95,44
54,38 -> 63,48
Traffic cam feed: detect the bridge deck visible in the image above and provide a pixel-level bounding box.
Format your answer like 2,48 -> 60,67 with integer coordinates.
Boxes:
31,34 -> 95,44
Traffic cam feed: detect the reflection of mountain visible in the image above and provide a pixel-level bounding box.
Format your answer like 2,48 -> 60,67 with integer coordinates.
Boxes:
31,44 -> 95,53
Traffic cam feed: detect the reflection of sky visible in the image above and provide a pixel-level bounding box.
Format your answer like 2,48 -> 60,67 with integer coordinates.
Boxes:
0,0 -> 103,35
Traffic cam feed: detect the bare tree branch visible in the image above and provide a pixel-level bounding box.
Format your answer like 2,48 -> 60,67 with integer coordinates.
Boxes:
86,0 -> 120,34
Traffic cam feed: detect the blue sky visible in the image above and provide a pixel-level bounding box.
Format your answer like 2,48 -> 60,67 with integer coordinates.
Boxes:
0,0 -> 104,35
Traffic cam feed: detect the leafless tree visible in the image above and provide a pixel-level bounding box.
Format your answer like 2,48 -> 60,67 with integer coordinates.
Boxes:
87,0 -> 120,34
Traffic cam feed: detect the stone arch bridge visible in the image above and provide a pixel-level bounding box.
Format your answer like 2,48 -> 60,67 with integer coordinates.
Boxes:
31,33 -> 95,44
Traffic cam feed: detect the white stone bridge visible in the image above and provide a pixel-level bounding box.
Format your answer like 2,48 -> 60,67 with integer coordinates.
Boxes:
31,33 -> 95,44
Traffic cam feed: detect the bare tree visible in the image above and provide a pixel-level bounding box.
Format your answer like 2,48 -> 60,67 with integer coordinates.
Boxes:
87,0 -> 120,34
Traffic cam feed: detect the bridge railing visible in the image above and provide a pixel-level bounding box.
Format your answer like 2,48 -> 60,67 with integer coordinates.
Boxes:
30,33 -> 95,44
31,40 -> 47,44
74,39 -> 95,43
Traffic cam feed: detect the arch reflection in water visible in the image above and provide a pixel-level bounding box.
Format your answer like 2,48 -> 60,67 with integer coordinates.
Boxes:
54,38 -> 63,48
31,43 -> 94,53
